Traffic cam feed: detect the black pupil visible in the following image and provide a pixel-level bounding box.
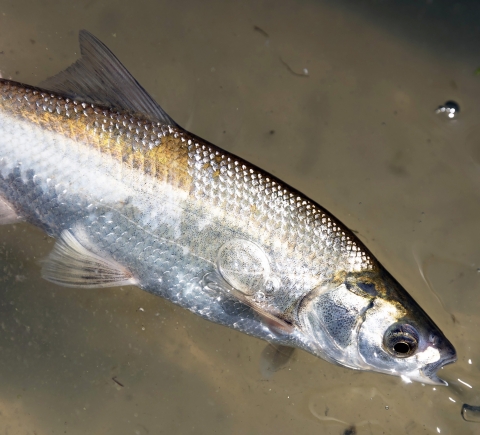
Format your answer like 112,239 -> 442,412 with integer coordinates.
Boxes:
394,342 -> 410,354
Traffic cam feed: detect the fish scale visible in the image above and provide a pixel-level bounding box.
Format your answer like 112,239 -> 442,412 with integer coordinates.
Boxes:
0,79 -> 355,336
0,30 -> 456,384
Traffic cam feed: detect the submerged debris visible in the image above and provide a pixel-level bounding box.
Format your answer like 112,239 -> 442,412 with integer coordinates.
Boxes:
435,100 -> 460,119
280,56 -> 309,77
112,376 -> 124,388
253,25 -> 269,39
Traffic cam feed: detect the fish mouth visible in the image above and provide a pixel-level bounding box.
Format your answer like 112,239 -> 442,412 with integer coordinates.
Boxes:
421,353 -> 457,386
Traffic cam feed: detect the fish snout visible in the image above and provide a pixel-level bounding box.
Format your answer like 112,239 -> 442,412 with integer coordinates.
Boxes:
422,336 -> 457,385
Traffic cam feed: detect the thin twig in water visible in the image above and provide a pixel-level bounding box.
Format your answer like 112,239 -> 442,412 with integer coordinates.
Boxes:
253,25 -> 269,39
279,56 -> 309,77
112,376 -> 124,387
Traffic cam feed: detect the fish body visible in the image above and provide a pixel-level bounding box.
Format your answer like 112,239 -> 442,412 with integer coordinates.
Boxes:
0,31 -> 456,384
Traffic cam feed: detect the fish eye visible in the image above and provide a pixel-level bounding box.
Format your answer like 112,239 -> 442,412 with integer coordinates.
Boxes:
393,341 -> 411,354
383,323 -> 419,358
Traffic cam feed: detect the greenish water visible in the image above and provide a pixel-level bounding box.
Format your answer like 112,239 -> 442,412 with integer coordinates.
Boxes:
0,1 -> 479,433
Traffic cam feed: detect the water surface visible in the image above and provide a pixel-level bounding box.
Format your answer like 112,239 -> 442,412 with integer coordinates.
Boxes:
0,1 -> 478,433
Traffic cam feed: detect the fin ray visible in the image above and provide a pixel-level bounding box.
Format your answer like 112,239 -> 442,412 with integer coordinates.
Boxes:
260,344 -> 295,379
0,196 -> 22,224
204,272 -> 294,334
39,30 -> 177,126
42,228 -> 137,288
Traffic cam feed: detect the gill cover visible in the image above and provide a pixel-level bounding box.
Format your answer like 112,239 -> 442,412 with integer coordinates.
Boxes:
299,268 -> 456,385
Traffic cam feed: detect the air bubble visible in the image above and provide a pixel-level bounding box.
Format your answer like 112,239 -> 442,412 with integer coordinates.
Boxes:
435,100 -> 460,119
265,275 -> 281,294
255,292 -> 266,302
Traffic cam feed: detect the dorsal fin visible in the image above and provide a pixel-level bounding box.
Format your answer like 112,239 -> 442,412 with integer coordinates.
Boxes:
39,30 -> 177,126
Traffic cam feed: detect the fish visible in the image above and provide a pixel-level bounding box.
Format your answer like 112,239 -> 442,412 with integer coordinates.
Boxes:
0,30 -> 456,385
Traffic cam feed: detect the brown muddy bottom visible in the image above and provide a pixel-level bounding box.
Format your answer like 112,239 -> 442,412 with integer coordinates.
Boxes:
0,0 -> 478,434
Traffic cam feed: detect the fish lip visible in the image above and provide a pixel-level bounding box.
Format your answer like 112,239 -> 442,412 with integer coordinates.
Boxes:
421,353 -> 457,386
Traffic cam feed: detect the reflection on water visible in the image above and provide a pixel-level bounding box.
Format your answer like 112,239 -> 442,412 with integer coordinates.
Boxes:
435,101 -> 460,119
0,0 -> 479,433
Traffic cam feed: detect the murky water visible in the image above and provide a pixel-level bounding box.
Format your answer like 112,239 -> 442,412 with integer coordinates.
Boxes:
0,0 -> 479,433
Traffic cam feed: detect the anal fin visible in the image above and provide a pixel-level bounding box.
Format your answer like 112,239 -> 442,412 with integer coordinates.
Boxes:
42,228 -> 137,288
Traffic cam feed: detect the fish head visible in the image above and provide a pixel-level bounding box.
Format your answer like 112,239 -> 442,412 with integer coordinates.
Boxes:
298,267 -> 456,385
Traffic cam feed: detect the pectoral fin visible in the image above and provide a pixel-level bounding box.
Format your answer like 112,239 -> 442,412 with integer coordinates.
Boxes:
260,344 -> 296,379
204,272 -> 294,334
42,228 -> 137,288
0,196 -> 22,224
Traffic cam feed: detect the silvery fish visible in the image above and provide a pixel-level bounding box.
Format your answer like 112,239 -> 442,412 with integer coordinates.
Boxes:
0,31 -> 456,384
